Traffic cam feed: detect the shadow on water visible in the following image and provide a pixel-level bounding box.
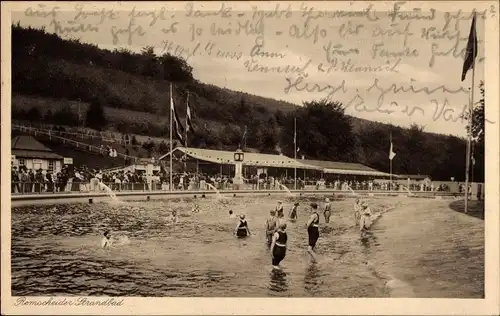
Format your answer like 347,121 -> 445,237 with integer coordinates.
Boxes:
268,269 -> 288,294
448,199 -> 484,220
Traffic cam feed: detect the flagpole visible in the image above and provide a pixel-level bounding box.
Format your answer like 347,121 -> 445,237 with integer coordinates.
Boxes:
294,117 -> 297,190
169,83 -> 173,192
464,12 -> 477,214
390,131 -> 393,191
184,92 -> 189,172
471,141 -> 475,183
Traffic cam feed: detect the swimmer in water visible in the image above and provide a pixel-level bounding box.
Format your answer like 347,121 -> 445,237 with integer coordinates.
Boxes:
234,214 -> 251,237
323,198 -> 332,223
265,210 -> 278,248
167,210 -> 178,224
271,222 -> 288,270
192,203 -> 200,213
101,231 -> 112,248
359,202 -> 373,238
229,210 -> 237,219
305,202 -> 320,263
288,202 -> 299,222
275,201 -> 284,219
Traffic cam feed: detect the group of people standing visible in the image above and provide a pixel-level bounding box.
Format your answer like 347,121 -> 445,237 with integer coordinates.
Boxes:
234,199 -> 333,270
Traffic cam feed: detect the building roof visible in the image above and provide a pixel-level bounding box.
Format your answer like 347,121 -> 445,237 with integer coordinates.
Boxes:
301,159 -> 391,177
11,136 -> 63,160
397,174 -> 431,180
161,147 -> 318,169
159,147 -> 388,176
12,149 -> 64,160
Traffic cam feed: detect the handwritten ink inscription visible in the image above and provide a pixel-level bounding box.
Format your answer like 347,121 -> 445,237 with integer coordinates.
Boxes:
19,2 -> 493,125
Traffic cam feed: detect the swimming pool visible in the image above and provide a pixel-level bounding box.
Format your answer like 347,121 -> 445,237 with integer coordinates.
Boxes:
10,195 -> 483,297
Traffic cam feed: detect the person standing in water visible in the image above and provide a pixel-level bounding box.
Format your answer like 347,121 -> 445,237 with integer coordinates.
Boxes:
323,198 -> 332,223
288,202 -> 299,222
234,214 -> 251,237
270,222 -> 288,270
265,210 -> 278,248
359,202 -> 373,238
101,231 -> 112,248
353,199 -> 361,226
275,201 -> 284,219
305,203 -> 320,263
229,210 -> 237,219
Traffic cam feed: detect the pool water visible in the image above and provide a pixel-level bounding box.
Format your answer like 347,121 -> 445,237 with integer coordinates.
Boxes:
11,196 -> 400,297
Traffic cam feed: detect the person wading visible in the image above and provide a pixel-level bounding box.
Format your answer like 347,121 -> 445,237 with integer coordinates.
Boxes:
323,198 -> 332,223
270,222 -> 288,270
305,202 -> 320,263
265,210 -> 278,248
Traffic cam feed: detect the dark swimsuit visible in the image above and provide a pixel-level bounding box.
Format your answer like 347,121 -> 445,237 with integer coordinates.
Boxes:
289,206 -> 298,221
308,212 -> 320,248
276,206 -> 284,219
323,203 -> 331,223
236,219 -> 249,237
272,231 -> 287,266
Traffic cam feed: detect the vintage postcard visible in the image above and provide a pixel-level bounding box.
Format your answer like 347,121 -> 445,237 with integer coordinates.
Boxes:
1,1 -> 499,315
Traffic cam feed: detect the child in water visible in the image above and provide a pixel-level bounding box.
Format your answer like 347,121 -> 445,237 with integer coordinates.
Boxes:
192,203 -> 200,213
167,210 -> 179,224
288,202 -> 299,222
234,214 -> 252,237
265,210 -> 278,248
101,231 -> 112,248
271,222 -> 288,270
229,210 -> 237,219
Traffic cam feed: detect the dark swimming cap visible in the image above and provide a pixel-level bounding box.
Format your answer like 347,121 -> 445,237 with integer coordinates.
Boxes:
310,202 -> 318,209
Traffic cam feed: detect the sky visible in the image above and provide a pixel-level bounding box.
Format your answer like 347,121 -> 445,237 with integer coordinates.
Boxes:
8,1 -> 496,138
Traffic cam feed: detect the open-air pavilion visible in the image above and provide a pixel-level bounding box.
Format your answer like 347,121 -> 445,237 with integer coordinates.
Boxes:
158,147 -> 390,181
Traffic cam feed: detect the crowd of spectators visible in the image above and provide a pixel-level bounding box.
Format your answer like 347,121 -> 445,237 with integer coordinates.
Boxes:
12,164 -> 464,194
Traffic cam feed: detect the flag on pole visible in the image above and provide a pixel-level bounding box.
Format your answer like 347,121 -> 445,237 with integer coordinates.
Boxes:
170,87 -> 184,143
389,142 -> 396,160
461,13 -> 478,81
186,93 -> 194,133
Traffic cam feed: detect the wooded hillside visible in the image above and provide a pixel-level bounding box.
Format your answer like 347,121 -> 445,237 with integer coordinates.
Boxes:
11,24 -> 484,181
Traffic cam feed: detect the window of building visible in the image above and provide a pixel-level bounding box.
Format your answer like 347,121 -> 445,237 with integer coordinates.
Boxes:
48,160 -> 54,172
18,158 -> 25,166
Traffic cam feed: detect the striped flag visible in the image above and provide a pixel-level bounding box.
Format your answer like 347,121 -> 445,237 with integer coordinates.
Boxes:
170,84 -> 184,143
389,142 -> 396,160
186,92 -> 194,133
461,13 -> 478,81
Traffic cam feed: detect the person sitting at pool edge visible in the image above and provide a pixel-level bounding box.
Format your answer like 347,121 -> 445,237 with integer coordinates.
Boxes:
234,214 -> 251,237
288,202 -> 299,222
271,222 -> 288,270
101,231 -> 112,248
266,209 -> 278,248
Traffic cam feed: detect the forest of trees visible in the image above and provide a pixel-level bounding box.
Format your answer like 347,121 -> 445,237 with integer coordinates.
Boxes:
10,24 -> 485,181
